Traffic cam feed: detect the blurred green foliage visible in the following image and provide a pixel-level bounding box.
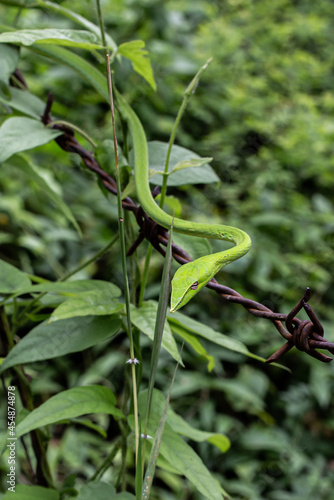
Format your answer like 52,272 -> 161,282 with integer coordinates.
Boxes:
1,0 -> 334,499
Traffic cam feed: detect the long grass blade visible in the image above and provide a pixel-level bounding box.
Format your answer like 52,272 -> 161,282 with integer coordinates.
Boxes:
142,218 -> 175,469
142,343 -> 184,500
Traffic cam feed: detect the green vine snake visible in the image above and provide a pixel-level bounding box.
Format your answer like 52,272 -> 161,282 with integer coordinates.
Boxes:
117,93 -> 251,312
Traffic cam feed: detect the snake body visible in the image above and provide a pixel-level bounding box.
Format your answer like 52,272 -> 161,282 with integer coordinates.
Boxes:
117,93 -> 251,312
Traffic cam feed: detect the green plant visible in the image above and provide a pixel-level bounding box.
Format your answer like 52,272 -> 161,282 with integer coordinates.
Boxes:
0,2 -> 334,500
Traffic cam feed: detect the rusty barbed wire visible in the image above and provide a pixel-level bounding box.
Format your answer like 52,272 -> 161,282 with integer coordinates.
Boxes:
40,92 -> 334,364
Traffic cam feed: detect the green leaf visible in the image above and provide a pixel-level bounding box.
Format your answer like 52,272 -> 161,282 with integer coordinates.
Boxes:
118,40 -> 156,91
2,485 -> 59,500
28,1 -> 117,50
76,482 -> 115,500
168,310 -> 266,362
15,385 -> 124,438
171,157 -> 213,173
130,301 -> 180,363
142,356 -> 180,499
0,29 -> 103,50
28,45 -> 109,101
0,35 -> 109,102
76,483 -> 135,500
0,87 -> 46,118
0,259 -> 31,294
14,279 -> 121,297
49,290 -> 123,322
111,495 -> 136,500
146,141 -> 220,186
0,44 -> 19,99
140,389 -> 230,453
0,316 -> 121,374
8,155 -> 81,235
138,414 -> 225,500
173,326 -> 215,371
0,117 -> 62,164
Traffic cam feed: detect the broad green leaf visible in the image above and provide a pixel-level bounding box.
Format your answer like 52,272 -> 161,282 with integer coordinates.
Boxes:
76,482 -> 115,500
70,418 -> 107,438
111,495 -> 136,500
130,301 -> 180,363
0,87 -> 46,118
0,35 -> 109,102
0,29 -> 103,50
8,155 -> 81,235
171,157 -> 213,173
31,1 -> 117,50
172,325 -> 215,371
0,259 -> 31,293
142,355 -> 179,500
146,141 -> 220,186
14,279 -> 121,298
2,485 -> 59,500
49,290 -> 123,322
0,44 -> 19,99
118,40 -> 156,91
0,117 -> 62,164
28,45 -> 109,101
134,415 -> 225,500
168,310 -> 266,362
0,316 -> 121,374
15,385 -> 124,437
76,482 -> 131,500
139,389 -> 230,453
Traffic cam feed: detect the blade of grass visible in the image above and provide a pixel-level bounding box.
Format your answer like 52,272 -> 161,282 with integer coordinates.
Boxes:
142,217 -> 175,471
142,343 -> 184,500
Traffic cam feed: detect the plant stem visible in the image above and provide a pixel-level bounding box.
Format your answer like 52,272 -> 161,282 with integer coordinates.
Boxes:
89,436 -> 122,482
98,0 -> 140,461
106,54 -> 139,461
95,0 -> 107,48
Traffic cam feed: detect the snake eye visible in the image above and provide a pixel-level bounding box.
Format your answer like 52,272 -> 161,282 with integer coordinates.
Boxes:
190,281 -> 198,290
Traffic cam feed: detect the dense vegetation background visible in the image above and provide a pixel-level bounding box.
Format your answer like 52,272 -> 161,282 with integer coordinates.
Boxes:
0,1 -> 334,499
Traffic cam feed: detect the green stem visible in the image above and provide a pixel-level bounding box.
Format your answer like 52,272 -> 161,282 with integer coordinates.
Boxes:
0,305 -> 14,349
46,120 -> 97,148
89,436 -> 122,482
95,0 -> 107,48
159,97 -> 189,208
106,59 -> 139,460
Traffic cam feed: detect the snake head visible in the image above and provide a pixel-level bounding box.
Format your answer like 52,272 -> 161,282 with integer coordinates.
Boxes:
170,258 -> 213,312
